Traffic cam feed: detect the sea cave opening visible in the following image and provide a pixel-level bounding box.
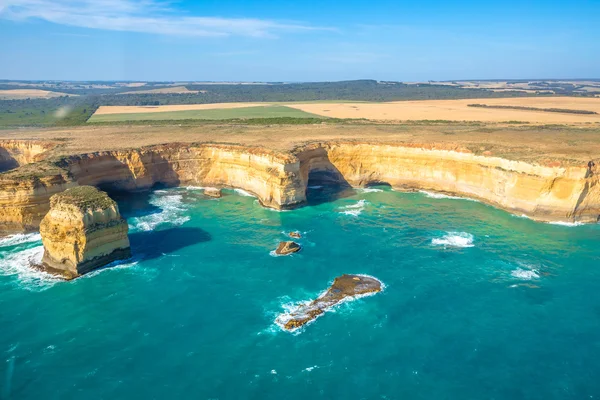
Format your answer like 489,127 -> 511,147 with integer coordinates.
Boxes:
305,169 -> 355,206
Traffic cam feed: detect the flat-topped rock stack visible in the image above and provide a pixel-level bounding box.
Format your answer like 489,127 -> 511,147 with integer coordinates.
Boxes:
39,186 -> 131,279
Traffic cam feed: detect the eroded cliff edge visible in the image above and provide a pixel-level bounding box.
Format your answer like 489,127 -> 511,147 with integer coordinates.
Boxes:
0,141 -> 598,233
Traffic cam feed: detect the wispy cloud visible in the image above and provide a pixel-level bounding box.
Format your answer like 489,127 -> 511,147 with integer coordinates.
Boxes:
0,0 -> 333,37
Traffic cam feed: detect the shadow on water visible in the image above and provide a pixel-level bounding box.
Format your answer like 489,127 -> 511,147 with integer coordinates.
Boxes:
129,227 -> 212,262
306,170 -> 356,206
100,184 -> 169,220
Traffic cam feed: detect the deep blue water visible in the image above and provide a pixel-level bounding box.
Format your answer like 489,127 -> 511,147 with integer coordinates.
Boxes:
1,186 -> 600,399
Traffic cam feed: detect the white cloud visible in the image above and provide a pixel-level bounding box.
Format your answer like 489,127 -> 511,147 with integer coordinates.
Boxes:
0,0 -> 332,37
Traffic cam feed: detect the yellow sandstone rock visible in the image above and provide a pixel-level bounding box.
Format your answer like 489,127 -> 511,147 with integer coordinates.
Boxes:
39,186 -> 131,279
1,142 -> 599,233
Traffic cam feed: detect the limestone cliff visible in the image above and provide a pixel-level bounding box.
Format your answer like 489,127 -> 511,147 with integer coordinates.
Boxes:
39,186 -> 131,279
0,140 -> 54,172
297,142 -> 600,223
0,141 -> 598,233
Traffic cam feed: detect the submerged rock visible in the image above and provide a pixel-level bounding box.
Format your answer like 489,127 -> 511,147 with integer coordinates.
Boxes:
289,231 -> 302,239
277,274 -> 382,331
39,186 -> 131,280
204,187 -> 222,198
275,241 -> 301,255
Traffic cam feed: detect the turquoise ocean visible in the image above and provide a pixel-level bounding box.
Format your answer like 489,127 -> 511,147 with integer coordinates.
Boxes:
1,185 -> 600,399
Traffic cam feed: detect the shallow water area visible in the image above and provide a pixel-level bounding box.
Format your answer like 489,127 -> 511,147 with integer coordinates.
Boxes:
1,185 -> 600,399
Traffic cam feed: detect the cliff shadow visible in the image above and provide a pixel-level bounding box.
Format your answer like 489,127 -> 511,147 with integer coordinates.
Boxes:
0,147 -> 19,172
128,227 -> 212,262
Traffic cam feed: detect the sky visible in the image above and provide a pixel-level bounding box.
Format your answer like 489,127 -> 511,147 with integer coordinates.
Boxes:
0,0 -> 599,82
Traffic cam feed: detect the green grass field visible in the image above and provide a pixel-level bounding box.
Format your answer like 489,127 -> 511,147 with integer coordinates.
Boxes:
87,105 -> 324,123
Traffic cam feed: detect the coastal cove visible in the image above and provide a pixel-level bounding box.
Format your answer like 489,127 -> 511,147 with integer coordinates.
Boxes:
1,186 -> 600,399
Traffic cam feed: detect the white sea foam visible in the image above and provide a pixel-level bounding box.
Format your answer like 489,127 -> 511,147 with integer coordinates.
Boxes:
0,233 -> 42,248
358,188 -> 383,193
303,365 -> 319,372
511,267 -> 540,280
130,192 -> 190,232
339,199 -> 368,217
234,188 -> 256,197
274,275 -> 384,334
431,232 -> 474,248
307,185 -> 323,189
0,246 -> 61,290
419,190 -> 477,201
548,221 -> 583,227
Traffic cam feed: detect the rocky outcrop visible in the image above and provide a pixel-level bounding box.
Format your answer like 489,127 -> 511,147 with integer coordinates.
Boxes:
276,274 -> 382,331
0,141 -> 599,233
203,187 -> 222,198
39,186 -> 131,279
275,241 -> 301,255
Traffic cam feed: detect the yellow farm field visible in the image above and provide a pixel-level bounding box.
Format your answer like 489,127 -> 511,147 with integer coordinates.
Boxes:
285,97 -> 600,124
0,89 -> 78,100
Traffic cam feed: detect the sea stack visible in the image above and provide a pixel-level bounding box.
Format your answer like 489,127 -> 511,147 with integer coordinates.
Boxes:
39,186 -> 131,279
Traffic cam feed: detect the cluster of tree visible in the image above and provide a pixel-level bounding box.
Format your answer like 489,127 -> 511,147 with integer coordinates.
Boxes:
0,97 -> 99,127
96,80 -> 539,107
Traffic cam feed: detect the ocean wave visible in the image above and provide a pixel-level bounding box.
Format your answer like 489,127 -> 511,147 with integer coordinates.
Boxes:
358,188 -> 383,193
307,185 -> 323,189
338,200 -> 368,217
0,233 -> 42,248
419,190 -> 477,201
511,267 -> 540,280
0,246 -> 61,290
431,232 -> 474,248
548,221 -> 583,227
129,192 -> 190,232
234,188 -> 256,197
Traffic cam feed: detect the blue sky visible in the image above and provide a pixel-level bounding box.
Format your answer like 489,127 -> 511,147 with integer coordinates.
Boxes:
0,0 -> 599,81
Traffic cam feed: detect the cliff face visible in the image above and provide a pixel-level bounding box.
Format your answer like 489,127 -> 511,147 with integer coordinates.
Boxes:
0,140 -> 54,172
0,141 -> 598,233
39,186 -> 131,279
301,143 -> 600,223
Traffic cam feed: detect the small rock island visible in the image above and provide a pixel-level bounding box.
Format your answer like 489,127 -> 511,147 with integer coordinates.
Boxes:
204,187 -> 222,198
277,274 -> 382,331
39,186 -> 131,279
275,241 -> 301,255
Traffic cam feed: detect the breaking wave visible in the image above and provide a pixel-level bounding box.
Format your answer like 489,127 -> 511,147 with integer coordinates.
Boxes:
0,246 -> 61,290
338,200 -> 368,217
419,190 -> 477,201
358,188 -> 383,193
234,188 -> 256,197
129,192 -> 190,232
548,221 -> 583,227
511,267 -> 540,280
0,233 -> 42,248
431,232 -> 474,248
